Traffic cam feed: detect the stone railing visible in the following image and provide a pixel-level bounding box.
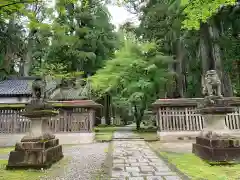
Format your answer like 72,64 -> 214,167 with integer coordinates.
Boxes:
0,100 -> 102,134
152,97 -> 240,140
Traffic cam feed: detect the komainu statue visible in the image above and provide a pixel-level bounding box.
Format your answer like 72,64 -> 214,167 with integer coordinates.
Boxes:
201,70 -> 223,97
32,79 -> 46,100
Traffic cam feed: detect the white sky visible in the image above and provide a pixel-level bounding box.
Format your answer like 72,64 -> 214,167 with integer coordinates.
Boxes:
107,5 -> 138,29
47,1 -> 138,29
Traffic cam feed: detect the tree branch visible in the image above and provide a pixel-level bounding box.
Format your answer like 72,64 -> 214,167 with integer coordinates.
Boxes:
0,0 -> 40,9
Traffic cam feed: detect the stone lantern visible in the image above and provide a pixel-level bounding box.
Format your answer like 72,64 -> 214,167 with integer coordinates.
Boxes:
6,78 -> 63,169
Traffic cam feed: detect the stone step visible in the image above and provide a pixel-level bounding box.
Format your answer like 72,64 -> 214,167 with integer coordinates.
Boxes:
113,137 -> 143,139
112,138 -> 144,141
113,138 -> 142,140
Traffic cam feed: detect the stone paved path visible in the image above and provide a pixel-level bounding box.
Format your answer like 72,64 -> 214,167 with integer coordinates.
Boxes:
111,131 -> 181,180
113,131 -> 141,139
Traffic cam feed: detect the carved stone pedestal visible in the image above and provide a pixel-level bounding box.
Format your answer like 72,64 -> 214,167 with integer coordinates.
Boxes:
6,138 -> 63,169
6,110 -> 63,169
6,79 -> 64,169
193,136 -> 240,164
192,95 -> 240,164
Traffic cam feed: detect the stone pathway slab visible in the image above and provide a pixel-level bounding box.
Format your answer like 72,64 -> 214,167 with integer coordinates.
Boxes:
113,131 -> 142,139
111,131 -> 181,180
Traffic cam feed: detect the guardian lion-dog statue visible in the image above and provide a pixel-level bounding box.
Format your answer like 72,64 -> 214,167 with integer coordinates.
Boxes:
32,79 -> 46,100
202,70 -> 223,97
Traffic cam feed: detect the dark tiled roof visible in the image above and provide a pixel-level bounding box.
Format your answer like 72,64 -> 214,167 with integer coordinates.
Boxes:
0,79 -> 33,96
0,76 -> 57,96
7,76 -> 41,80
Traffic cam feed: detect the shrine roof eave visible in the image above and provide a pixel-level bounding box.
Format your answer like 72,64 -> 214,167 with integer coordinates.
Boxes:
0,100 -> 103,109
152,98 -> 200,108
49,100 -> 103,109
152,97 -> 240,109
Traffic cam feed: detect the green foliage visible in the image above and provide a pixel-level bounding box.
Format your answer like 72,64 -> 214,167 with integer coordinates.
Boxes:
138,0 -> 182,54
91,33 -> 172,128
0,0 -> 34,17
137,0 -> 240,97
0,0 -> 118,79
33,62 -> 68,77
181,0 -> 236,30
137,0 -> 202,97
45,1 -> 118,74
0,0 -> 239,108
218,19 -> 240,96
92,34 -> 171,99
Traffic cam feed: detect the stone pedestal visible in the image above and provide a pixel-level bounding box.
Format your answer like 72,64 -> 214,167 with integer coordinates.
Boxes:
192,136 -> 240,164
7,138 -> 63,169
192,96 -> 240,164
28,117 -> 51,137
6,109 -> 63,169
200,113 -> 230,137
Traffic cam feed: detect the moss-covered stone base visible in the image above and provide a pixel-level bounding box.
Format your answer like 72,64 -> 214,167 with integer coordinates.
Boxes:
193,136 -> 240,164
6,139 -> 63,170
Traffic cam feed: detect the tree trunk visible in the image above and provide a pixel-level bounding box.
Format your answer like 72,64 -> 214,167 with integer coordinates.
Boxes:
200,20 -> 233,97
175,38 -> 187,97
2,19 -> 15,75
2,46 -> 13,75
136,117 -> 141,130
133,105 -> 139,130
18,57 -> 25,76
200,23 -> 213,74
209,19 -> 233,97
134,104 -> 145,130
104,93 -> 111,125
23,31 -> 34,76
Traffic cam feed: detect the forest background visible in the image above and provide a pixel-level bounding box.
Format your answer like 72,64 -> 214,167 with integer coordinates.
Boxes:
0,0 -> 239,128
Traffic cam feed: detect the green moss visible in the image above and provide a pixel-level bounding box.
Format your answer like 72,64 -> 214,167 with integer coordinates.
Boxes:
134,132 -> 159,141
94,127 -> 117,142
0,149 -> 71,180
30,110 -> 59,113
159,152 -> 240,180
95,133 -> 113,142
0,104 -> 25,108
0,147 -> 14,154
39,139 -> 48,143
0,159 -> 45,180
52,103 -> 65,107
0,103 -> 90,108
52,103 -> 86,107
0,103 -> 79,108
94,127 -> 118,132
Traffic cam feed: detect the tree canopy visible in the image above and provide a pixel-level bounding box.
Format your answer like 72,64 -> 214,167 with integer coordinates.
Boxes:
0,0 -> 239,128
0,0 -> 118,79
91,33 -> 173,128
181,0 -> 237,30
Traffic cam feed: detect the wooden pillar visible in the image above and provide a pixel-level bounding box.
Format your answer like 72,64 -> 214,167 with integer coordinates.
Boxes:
88,109 -> 95,132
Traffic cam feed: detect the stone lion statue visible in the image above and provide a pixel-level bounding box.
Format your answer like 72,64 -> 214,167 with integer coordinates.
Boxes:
202,70 -> 223,97
32,79 -> 46,100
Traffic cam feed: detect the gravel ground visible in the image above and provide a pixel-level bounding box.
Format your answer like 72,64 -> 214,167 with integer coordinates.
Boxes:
41,143 -> 109,180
